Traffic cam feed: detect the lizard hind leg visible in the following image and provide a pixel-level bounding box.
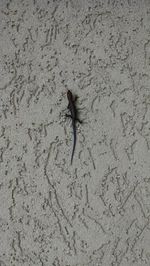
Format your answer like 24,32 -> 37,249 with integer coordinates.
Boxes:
76,118 -> 82,124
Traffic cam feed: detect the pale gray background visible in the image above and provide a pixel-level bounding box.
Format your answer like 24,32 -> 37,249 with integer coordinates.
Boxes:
0,0 -> 150,265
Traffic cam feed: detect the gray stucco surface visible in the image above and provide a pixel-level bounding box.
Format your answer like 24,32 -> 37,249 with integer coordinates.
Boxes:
0,0 -> 150,265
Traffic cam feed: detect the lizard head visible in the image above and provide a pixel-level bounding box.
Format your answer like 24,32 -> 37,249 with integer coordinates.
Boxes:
67,90 -> 73,100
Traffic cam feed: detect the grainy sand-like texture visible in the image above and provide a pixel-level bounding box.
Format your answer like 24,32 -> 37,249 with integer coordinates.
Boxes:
0,0 -> 150,265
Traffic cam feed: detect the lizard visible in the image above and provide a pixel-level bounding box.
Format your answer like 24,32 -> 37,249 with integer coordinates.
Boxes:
66,90 -> 81,165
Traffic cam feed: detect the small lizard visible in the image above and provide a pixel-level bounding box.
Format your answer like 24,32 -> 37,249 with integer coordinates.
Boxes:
66,90 -> 81,164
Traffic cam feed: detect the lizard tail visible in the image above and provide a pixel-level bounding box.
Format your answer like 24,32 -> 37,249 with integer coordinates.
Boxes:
71,122 -> 76,165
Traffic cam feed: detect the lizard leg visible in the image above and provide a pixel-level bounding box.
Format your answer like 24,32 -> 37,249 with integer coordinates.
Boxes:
76,118 -> 82,124
66,114 -> 72,119
74,96 -> 78,102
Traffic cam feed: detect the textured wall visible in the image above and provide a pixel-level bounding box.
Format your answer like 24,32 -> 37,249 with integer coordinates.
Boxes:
0,0 -> 150,265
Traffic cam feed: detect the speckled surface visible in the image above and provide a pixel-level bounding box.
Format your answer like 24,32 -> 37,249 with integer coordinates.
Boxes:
0,0 -> 150,265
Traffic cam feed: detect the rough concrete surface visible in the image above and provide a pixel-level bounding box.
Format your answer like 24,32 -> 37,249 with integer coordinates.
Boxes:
0,0 -> 150,265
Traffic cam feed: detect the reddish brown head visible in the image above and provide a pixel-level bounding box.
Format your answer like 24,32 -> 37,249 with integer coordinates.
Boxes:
67,90 -> 73,101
